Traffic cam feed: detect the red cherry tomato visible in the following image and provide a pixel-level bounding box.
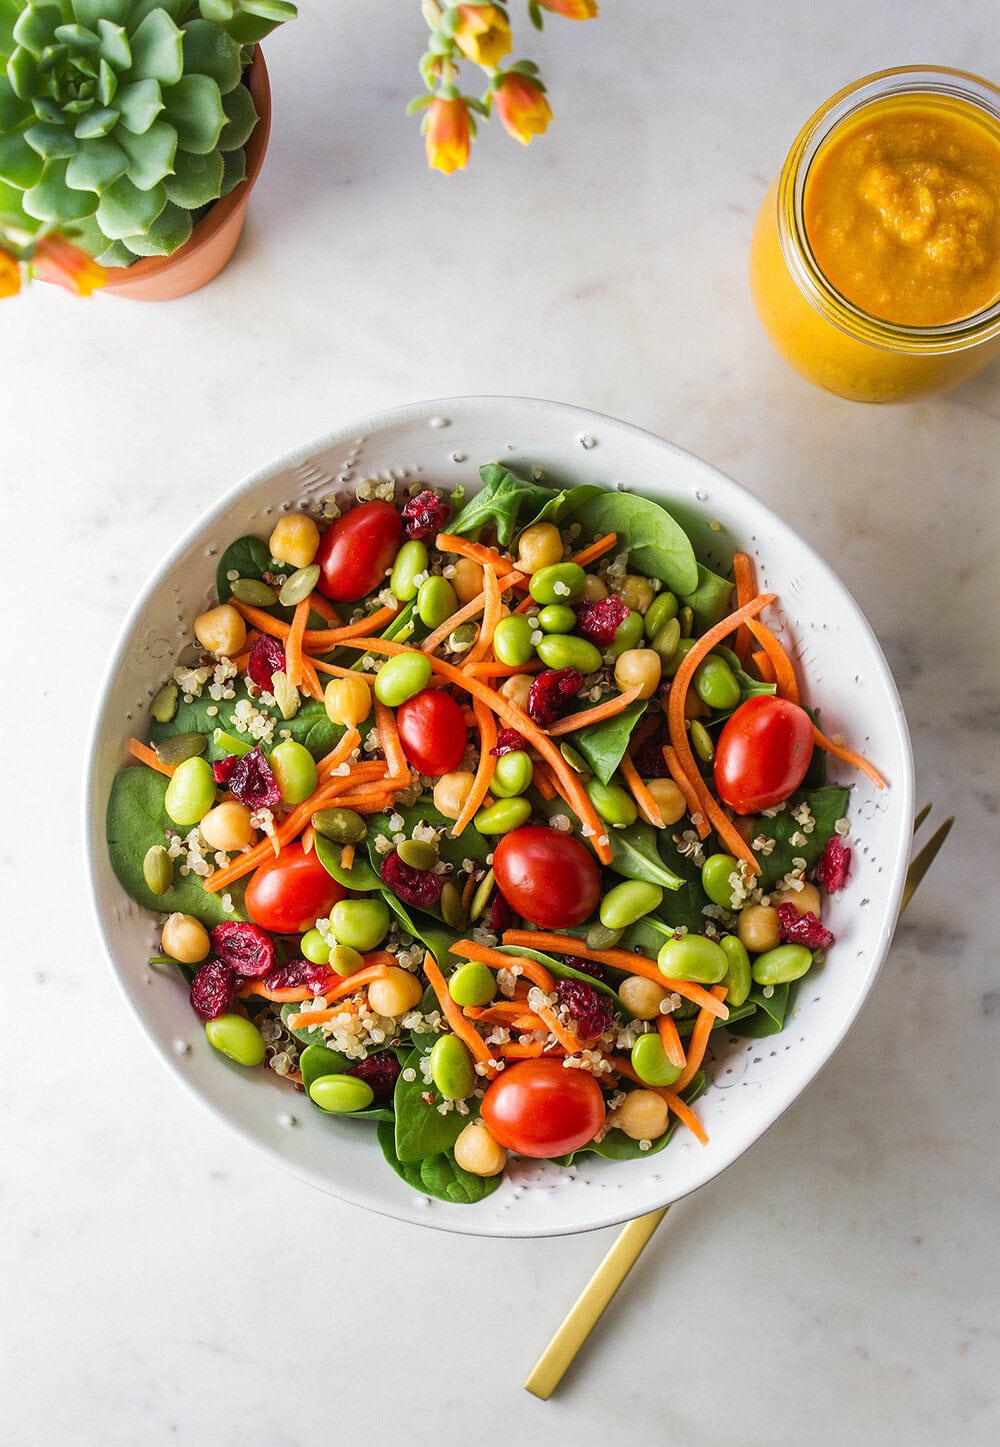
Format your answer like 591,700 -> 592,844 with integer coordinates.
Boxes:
481,1059 -> 606,1158
395,689 -> 468,777
713,695 -> 815,814
315,500 -> 402,602
244,844 -> 345,934
492,825 -> 601,929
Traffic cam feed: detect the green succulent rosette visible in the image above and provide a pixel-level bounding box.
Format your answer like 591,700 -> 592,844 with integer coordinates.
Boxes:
0,1 -> 295,264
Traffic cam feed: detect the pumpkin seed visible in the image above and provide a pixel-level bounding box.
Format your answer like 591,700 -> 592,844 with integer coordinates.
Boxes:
143,844 -> 173,896
311,807 -> 367,844
397,838 -> 439,871
150,682 -> 178,724
231,577 -> 278,607
689,719 -> 714,764
440,880 -> 465,929
156,732 -> 208,768
279,564 -> 321,607
469,868 -> 495,922
559,742 -> 591,777
586,920 -> 623,951
678,605 -> 694,638
271,669 -> 300,721
448,622 -> 479,654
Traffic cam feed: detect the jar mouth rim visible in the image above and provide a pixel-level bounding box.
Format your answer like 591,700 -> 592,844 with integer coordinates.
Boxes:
778,66 -> 1000,351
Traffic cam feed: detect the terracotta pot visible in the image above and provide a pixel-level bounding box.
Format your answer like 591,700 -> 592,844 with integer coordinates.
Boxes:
100,49 -> 271,302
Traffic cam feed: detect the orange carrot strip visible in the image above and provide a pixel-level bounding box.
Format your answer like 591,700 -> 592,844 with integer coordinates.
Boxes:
299,655 -> 325,702
340,843 -> 355,871
230,600 -> 291,639
619,750 -> 664,828
302,606 -> 400,650
812,724 -> 887,790
751,649 -> 777,684
127,738 -> 173,777
745,616 -> 800,705
236,982 -> 319,1003
657,1013 -> 687,1070
301,825 -> 316,855
545,686 -> 643,737
310,657 -> 370,680
466,659 -> 545,678
464,559 -> 502,666
453,697 -> 498,835
499,1041 -> 561,1060
465,1005 -> 546,1030
374,699 -> 407,779
531,759 -> 557,801
732,552 -> 757,663
435,532 -> 515,571
421,950 -> 500,1077
613,1058 -> 709,1145
284,597 -> 310,689
449,941 -> 584,1053
675,985 -> 728,1092
307,593 -> 340,625
662,745 -> 710,840
570,532 -> 618,568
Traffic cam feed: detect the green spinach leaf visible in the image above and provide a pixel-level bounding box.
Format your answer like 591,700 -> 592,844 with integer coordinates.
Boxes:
569,491 -> 700,595
569,700 -> 647,785
678,563 -> 734,629
378,1122 -> 501,1204
525,482 -> 603,528
490,944 -> 625,1010
149,680 -> 341,762
606,820 -> 685,891
727,983 -> 790,1037
215,534 -> 273,603
314,832 -> 382,892
447,463 -> 559,547
393,1046 -> 467,1162
751,785 -> 850,889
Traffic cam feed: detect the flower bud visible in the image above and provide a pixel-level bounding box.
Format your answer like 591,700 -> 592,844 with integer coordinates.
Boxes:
493,73 -> 553,146
453,4 -> 513,68
425,96 -> 472,174
32,234 -> 106,296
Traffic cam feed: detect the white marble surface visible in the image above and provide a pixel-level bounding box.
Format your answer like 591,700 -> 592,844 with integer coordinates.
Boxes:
3,2 -> 998,1442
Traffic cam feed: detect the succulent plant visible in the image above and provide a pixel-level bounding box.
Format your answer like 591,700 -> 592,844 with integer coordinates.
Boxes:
0,1 -> 295,264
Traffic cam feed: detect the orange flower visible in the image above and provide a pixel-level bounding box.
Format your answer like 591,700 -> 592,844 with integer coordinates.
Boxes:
425,96 -> 472,174
537,0 -> 598,16
1,247 -> 21,300
493,73 -> 552,145
32,234 -> 106,297
453,4 -> 512,68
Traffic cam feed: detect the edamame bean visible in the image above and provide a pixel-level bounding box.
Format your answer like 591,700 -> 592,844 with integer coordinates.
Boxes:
490,750 -> 534,798
390,540 -> 429,601
300,928 -> 331,965
448,960 -> 496,1007
657,933 -> 728,984
397,838 -> 439,870
644,591 -> 678,639
650,617 -> 681,666
586,777 -> 638,827
719,934 -> 752,1007
331,897 -> 390,952
693,655 -> 741,711
537,604 -> 577,634
536,633 -> 603,673
164,755 -> 216,826
205,1013 -> 266,1067
270,739 -> 318,805
311,807 -> 367,844
474,797 -> 532,834
631,1032 -> 683,1087
661,636 -> 698,677
430,1034 -> 476,1100
416,575 -> 458,629
701,852 -> 741,908
751,944 -> 814,986
374,650 -> 432,707
600,880 -> 663,930
493,614 -> 536,667
529,562 -> 586,606
329,944 -> 365,977
607,609 -> 645,659
308,1074 -> 374,1113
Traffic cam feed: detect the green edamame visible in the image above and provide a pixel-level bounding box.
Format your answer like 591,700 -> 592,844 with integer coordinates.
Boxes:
308,1074 -> 374,1113
719,935 -> 752,1007
585,777 -> 638,827
608,610 -> 645,659
474,797 -> 532,834
631,1032 -> 683,1087
331,897 -> 390,952
390,540 -> 429,601
448,960 -> 496,1008
374,651 -> 432,707
529,562 -> 586,605
657,933 -> 728,984
537,604 -> 577,634
490,750 -> 534,797
536,633 -> 603,674
205,1013 -> 266,1067
661,635 -> 698,677
600,879 -> 663,929
430,1034 -> 476,1100
300,928 -> 331,965
644,591 -> 678,639
416,575 -> 458,629
650,617 -> 681,666
701,853 -> 741,908
270,739 -> 318,805
164,756 -> 216,826
693,654 -> 741,711
493,614 -> 536,667
751,944 -> 814,986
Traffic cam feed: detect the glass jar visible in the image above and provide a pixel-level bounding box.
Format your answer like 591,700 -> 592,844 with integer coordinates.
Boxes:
750,67 -> 1000,402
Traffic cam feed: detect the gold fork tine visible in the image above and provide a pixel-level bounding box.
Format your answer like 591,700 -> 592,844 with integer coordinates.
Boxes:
524,808 -> 953,1400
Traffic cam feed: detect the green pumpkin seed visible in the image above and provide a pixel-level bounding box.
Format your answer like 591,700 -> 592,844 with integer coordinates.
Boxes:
271,669 -> 300,721
448,622 -> 479,654
586,920 -> 623,950
230,577 -> 278,607
678,605 -> 694,638
560,742 -> 591,777
142,844 -> 173,896
689,719 -> 714,764
279,564 -> 321,607
156,732 -> 208,768
397,838 -> 440,871
469,868 -> 495,922
150,682 -> 178,724
311,807 -> 368,844
440,880 -> 465,929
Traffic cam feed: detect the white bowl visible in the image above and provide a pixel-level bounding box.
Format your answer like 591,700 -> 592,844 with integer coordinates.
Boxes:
84,397 -> 913,1237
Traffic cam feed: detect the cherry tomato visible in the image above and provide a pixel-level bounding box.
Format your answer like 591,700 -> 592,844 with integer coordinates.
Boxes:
315,500 -> 402,602
395,688 -> 468,776
713,695 -> 815,814
492,825 -> 601,928
244,844 -> 345,934
481,1059 -> 606,1158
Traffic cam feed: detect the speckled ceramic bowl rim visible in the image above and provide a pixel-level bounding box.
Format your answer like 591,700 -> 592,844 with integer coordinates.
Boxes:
83,396 -> 914,1237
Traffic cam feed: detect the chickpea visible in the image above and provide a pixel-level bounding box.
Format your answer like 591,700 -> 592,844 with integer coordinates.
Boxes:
161,912 -> 210,965
452,556 -> 485,605
367,968 -> 424,1018
499,673 -> 533,711
619,574 -> 654,614
269,513 -> 320,569
618,975 -> 671,1020
193,604 -> 246,658
644,778 -> 687,827
433,770 -> 477,821
614,648 -> 662,700
516,522 -> 563,574
324,674 -> 372,728
453,1121 -> 508,1177
579,573 -> 609,603
199,801 -> 256,852
772,882 -> 823,917
615,1089 -> 670,1141
738,903 -> 781,953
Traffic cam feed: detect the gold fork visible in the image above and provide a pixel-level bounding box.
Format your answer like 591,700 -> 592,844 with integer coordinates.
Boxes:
524,805 -> 954,1399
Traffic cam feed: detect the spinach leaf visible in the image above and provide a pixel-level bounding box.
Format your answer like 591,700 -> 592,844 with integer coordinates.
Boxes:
678,563 -> 734,629
606,820 -> 685,891
751,785 -> 850,889
569,700 -> 647,785
714,646 -> 776,703
106,767 -> 246,925
447,463 -> 559,547
569,491 -> 700,595
215,534 -> 273,604
366,801 -> 492,930
491,944 -> 625,1010
525,482 -> 603,528
149,680 -> 341,762
314,832 -> 382,892
393,1046 -> 467,1162
675,1000 -> 759,1036
727,983 -> 790,1037
378,1122 -> 501,1204
299,1043 -> 395,1121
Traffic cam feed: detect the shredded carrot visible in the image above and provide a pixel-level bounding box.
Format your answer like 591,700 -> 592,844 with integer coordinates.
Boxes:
419,591 -> 490,656
302,606 -> 400,650
301,825 -> 315,855
619,751 -> 664,828
228,629 -> 261,671
421,950 -> 500,1076
732,551 -> 757,662
449,941 -> 583,1054
464,559 -> 502,666
812,724 -> 887,789
751,649 -> 777,684
531,759 -> 557,801
460,870 -> 477,918
299,655 -> 325,702
127,738 -> 173,777
464,1004 -> 546,1030
745,616 -> 800,704
453,697 -> 497,835
230,599 -> 291,638
545,685 -> 643,737
236,981 -> 319,1003
613,1058 -> 709,1145
285,958 -> 399,1027
374,699 -> 407,780
340,843 -> 355,871
657,1013 -> 686,1070
675,985 -> 728,1092
662,745 -> 710,840
500,1041 -> 569,1060
435,532 -> 514,571
284,597 -> 310,688
466,659 -> 545,678
570,532 -> 618,568
306,593 -> 340,625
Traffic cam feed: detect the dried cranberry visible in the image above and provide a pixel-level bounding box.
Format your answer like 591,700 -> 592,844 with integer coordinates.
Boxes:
816,835 -> 852,893
211,921 -> 276,978
401,489 -> 452,540
527,668 -> 585,727
348,1052 -> 402,1104
227,745 -> 281,809
632,721 -> 671,779
561,955 -> 607,984
776,904 -> 835,950
190,960 -> 235,1021
212,754 -> 240,786
380,850 -> 443,910
574,595 -> 630,647
490,890 -> 515,934
557,978 -> 615,1039
491,728 -> 526,758
262,958 -> 332,994
247,635 -> 286,690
